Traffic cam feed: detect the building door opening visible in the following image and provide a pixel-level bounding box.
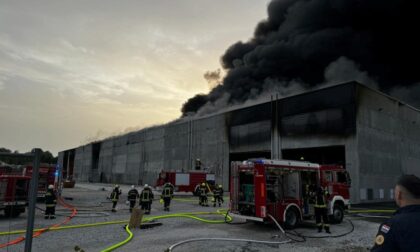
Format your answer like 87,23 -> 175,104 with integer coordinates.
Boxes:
282,145 -> 345,167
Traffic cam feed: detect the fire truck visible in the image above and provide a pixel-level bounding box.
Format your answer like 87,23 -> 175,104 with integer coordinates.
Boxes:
230,159 -> 351,228
0,174 -> 31,217
24,164 -> 56,198
156,170 -> 215,195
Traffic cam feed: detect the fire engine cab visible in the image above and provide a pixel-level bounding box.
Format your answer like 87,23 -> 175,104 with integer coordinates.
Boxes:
230,159 -> 351,228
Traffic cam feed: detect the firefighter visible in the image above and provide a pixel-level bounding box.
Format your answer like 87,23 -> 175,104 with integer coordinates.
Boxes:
44,184 -> 57,219
140,184 -> 154,214
198,182 -> 209,206
313,185 -> 331,233
213,184 -> 224,207
110,184 -> 122,212
303,183 -> 310,214
127,185 -> 139,212
371,174 -> 420,252
195,159 -> 201,170
161,182 -> 174,211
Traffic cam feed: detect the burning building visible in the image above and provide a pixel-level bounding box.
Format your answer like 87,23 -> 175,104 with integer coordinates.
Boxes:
59,0 -> 420,203
58,81 -> 420,203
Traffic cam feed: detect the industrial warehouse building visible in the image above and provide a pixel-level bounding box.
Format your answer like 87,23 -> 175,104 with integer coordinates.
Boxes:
58,82 -> 420,204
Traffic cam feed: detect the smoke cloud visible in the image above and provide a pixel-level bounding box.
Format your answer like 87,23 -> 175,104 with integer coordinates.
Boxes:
203,69 -> 222,89
182,0 -> 420,115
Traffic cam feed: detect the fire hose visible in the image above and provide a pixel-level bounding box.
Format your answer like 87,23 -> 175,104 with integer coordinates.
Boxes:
0,196 -> 77,249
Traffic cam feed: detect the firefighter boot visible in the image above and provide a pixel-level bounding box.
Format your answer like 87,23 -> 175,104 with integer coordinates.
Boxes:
44,215 -> 49,219
325,225 -> 331,234
317,224 -> 322,233
50,215 -> 56,219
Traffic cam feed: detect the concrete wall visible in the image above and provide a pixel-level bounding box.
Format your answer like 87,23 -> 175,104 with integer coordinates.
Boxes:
356,86 -> 420,203
59,83 -> 420,204
191,114 -> 229,187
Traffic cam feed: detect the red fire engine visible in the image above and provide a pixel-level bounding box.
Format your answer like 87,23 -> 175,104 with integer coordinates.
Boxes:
24,164 -> 56,198
230,159 -> 351,228
156,170 -> 215,195
0,175 -> 31,217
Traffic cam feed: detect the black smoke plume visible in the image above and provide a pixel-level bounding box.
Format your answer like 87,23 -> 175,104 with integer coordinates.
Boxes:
182,0 -> 420,115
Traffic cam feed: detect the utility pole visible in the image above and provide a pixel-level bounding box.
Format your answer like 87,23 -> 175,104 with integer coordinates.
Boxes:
24,148 -> 41,252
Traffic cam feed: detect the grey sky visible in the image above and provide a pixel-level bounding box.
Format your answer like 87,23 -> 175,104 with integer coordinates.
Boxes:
0,0 -> 270,155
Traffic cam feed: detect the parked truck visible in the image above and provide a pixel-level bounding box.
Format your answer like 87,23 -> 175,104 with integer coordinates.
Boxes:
156,170 -> 215,195
0,174 -> 31,217
23,164 -> 56,199
229,159 -> 351,228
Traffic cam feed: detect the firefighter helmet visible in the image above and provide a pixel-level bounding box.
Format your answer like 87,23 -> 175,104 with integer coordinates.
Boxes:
218,184 -> 222,188
201,183 -> 205,186
131,185 -> 135,189
145,184 -> 149,188
48,184 -> 54,189
115,184 -> 119,188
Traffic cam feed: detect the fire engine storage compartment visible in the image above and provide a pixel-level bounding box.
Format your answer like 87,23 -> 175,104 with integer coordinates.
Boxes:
0,175 -> 31,217
231,160 -> 321,228
264,166 -> 318,228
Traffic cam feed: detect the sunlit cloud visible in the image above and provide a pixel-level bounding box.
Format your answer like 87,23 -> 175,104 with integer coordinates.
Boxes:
0,0 -> 270,154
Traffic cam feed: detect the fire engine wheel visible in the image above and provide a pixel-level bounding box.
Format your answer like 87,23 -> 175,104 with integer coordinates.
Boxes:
284,208 -> 300,229
330,204 -> 344,224
4,206 -> 20,218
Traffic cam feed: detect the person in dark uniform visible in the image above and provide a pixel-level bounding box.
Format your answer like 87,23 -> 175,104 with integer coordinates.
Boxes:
213,184 -> 224,207
161,182 -> 174,211
127,185 -> 139,212
45,184 -> 57,219
371,174 -> 420,252
198,183 -> 209,206
140,184 -> 154,214
312,185 -> 331,233
110,185 -> 122,212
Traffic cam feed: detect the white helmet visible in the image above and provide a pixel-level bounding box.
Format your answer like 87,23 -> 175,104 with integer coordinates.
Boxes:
131,185 -> 135,189
144,184 -> 149,188
48,184 -> 54,189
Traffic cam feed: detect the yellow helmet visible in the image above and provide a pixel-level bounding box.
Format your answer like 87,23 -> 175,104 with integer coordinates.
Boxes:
218,184 -> 222,188
201,183 -> 205,186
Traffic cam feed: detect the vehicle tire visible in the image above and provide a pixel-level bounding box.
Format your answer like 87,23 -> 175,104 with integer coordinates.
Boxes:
285,208 -> 300,229
330,204 -> 344,224
4,206 -> 20,218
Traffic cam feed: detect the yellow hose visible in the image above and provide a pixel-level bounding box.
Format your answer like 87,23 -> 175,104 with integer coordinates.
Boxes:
100,224 -> 133,252
0,210 -> 232,251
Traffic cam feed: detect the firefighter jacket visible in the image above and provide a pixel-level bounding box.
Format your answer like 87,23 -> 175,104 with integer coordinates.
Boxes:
213,187 -> 223,197
140,188 -> 154,203
371,205 -> 420,252
199,185 -> 208,196
110,188 -> 122,202
161,184 -> 174,199
314,186 -> 330,208
45,189 -> 57,207
127,188 -> 139,201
